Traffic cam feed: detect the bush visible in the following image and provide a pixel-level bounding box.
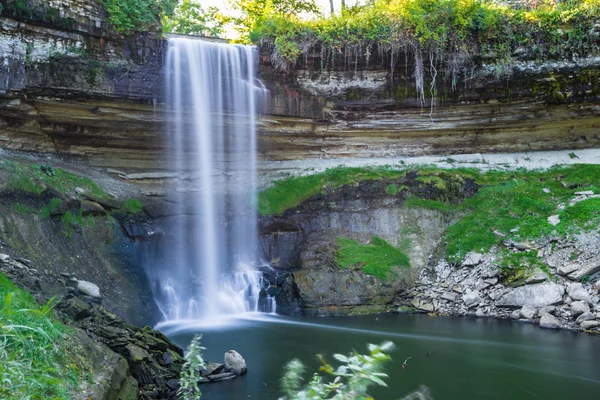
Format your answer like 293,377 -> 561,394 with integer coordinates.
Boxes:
100,0 -> 178,34
280,341 -> 432,399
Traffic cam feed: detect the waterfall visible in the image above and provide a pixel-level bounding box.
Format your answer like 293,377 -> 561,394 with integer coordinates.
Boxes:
155,38 -> 274,322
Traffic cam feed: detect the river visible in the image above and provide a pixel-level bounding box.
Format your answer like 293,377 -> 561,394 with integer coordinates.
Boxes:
163,314 -> 600,399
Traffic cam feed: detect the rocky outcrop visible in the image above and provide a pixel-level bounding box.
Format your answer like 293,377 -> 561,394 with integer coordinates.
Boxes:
0,252 -> 185,400
405,232 -> 600,333
260,173 -> 476,316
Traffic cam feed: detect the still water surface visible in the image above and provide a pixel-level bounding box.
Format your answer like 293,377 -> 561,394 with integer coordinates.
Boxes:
165,314 -> 600,399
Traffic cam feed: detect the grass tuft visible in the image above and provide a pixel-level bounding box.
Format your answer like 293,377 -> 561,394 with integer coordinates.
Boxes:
0,273 -> 83,399
335,236 -> 410,280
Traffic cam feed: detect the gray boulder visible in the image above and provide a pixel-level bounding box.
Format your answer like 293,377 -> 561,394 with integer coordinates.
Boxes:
77,280 -> 101,298
539,313 -> 561,329
441,292 -> 457,302
520,305 -> 537,320
570,301 -> 590,317
569,262 -> 600,282
496,283 -> 564,308
462,252 -> 483,267
462,290 -> 482,308
224,350 -> 246,376
580,320 -> 600,330
575,312 -> 596,324
525,271 -> 547,284
567,283 -> 591,304
557,263 -> 579,276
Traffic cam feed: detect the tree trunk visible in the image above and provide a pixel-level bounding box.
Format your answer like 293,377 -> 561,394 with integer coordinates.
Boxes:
329,0 -> 334,15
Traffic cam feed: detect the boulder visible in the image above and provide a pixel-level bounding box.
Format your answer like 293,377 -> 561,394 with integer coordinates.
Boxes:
547,215 -> 560,226
462,290 -> 482,308
520,305 -> 537,320
441,292 -> 456,302
580,320 -> 600,330
525,271 -> 547,284
419,303 -> 434,312
0,254 -> 9,262
567,283 -> 591,304
77,280 -> 101,298
568,262 -> 600,282
539,313 -> 561,329
462,252 -> 483,267
570,301 -> 590,317
224,350 -> 246,376
496,283 -> 565,308
80,200 -> 107,216
557,263 -> 580,276
575,312 -> 596,324
510,310 -> 521,320
202,363 -> 225,377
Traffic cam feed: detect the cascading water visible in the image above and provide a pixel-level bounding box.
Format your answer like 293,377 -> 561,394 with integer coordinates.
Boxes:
153,37 -> 274,323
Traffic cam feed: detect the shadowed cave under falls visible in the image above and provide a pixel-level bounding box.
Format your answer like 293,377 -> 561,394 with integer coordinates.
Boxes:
149,38 -> 274,323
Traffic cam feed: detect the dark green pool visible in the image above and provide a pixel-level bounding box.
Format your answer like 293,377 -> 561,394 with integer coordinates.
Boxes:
164,314 -> 600,399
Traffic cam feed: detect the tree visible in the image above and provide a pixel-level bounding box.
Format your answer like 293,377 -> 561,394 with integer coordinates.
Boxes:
233,0 -> 319,40
161,0 -> 226,37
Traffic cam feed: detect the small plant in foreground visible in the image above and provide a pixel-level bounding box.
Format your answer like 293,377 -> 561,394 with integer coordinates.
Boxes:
279,341 -> 432,400
179,334 -> 206,400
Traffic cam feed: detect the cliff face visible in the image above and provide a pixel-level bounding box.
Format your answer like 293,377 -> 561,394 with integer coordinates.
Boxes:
0,2 -> 600,174
259,49 -> 600,160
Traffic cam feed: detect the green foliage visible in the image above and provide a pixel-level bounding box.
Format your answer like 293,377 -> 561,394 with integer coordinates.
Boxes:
0,160 -> 110,200
251,0 -> 600,96
280,341 -> 395,399
444,165 -> 600,262
40,198 -> 64,218
179,334 -> 206,400
258,166 -> 406,215
404,195 -> 451,212
100,0 -> 178,34
336,236 -> 410,280
498,250 -> 545,284
234,0 -> 319,43
162,0 -> 226,37
121,198 -> 144,214
385,183 -> 399,195
0,273 -> 82,399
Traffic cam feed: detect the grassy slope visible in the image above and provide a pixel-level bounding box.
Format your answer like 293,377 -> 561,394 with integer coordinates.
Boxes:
0,273 -> 85,399
259,164 -> 600,280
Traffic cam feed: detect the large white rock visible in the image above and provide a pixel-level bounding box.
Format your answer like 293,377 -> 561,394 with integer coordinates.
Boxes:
76,280 -> 101,298
567,283 -> 591,304
539,313 -> 561,329
568,262 -> 600,281
580,320 -> 600,330
570,301 -> 590,317
520,305 -> 537,320
462,290 -> 482,308
557,263 -> 580,276
224,350 -> 246,376
496,283 -> 565,308
462,252 -> 483,267
0,254 -> 9,262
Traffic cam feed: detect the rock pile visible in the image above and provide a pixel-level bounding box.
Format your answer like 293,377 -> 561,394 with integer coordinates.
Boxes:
403,232 -> 600,333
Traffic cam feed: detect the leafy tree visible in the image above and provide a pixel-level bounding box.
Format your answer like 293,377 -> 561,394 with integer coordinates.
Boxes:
161,0 -> 227,37
100,0 -> 178,34
233,0 -> 319,41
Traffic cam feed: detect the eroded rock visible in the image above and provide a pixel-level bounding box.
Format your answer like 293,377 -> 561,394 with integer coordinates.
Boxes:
496,283 -> 564,308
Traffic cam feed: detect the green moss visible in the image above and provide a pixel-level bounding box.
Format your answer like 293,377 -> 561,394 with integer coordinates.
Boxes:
40,198 -> 64,218
0,273 -> 85,399
1,160 -> 110,200
12,203 -> 37,215
499,251 -> 546,285
385,183 -> 398,195
258,166 -> 406,215
121,198 -> 144,214
335,236 -> 410,280
404,195 -> 451,212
